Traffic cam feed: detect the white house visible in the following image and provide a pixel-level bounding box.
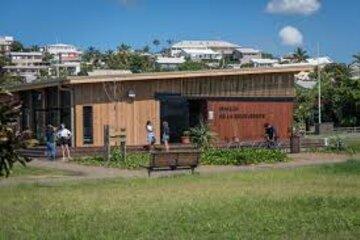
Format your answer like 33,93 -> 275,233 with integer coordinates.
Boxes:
45,44 -> 82,75
350,63 -> 360,79
234,48 -> 262,64
171,40 -> 240,59
180,49 -> 222,61
251,58 -> 279,68
45,43 -> 82,62
155,57 -> 186,70
4,51 -> 48,82
0,36 -> 14,54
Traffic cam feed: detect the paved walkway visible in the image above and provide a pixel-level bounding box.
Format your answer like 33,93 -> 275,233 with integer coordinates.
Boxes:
1,153 -> 358,187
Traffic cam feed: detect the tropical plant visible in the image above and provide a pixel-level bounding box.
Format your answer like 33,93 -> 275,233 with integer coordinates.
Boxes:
0,87 -> 31,177
10,41 -> 25,52
152,39 -> 161,48
117,43 -> 132,52
189,122 -> 215,149
201,148 -> 287,166
293,47 -> 309,63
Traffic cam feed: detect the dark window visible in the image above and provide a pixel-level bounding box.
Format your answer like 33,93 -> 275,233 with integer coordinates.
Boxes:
83,106 -> 93,144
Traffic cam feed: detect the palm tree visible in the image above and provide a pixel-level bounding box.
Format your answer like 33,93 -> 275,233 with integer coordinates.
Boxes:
117,43 -> 132,52
152,39 -> 161,52
293,47 -> 309,63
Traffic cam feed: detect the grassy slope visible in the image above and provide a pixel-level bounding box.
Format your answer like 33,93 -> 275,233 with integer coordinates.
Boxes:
1,160 -> 360,239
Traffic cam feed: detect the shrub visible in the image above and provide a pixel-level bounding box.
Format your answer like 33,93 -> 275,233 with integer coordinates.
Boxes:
73,149 -> 150,169
189,122 -> 216,149
201,148 -> 288,166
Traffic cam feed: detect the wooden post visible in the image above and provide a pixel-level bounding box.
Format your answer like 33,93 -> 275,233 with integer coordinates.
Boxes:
119,128 -> 127,160
104,125 -> 110,162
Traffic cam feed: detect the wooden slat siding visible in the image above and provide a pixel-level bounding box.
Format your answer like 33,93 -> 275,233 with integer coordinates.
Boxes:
72,72 -> 295,147
208,101 -> 293,142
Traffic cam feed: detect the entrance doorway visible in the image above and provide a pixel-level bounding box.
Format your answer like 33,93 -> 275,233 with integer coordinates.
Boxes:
158,94 -> 208,143
188,99 -> 207,128
158,94 -> 189,143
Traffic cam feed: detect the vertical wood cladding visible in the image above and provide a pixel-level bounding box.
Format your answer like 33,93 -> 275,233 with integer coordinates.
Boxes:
73,72 -> 295,147
208,101 -> 294,142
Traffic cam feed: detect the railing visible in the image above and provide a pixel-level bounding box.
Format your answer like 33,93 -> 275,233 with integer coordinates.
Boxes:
333,127 -> 360,134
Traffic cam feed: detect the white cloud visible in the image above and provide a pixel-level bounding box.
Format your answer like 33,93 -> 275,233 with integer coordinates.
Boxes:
267,0 -> 321,15
279,26 -> 304,46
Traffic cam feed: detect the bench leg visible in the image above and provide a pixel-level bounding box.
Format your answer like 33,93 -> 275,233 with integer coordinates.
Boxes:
191,167 -> 195,174
148,168 -> 151,177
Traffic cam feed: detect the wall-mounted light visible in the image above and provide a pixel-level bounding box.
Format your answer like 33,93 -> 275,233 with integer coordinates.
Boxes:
127,90 -> 136,99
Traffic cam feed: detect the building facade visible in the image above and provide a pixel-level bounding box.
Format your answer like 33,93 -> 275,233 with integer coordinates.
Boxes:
3,51 -> 48,82
171,40 -> 240,59
45,44 -> 82,75
12,67 -> 312,147
0,36 -> 14,54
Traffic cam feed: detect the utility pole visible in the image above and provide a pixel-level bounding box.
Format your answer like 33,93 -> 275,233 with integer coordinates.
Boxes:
317,42 -> 322,124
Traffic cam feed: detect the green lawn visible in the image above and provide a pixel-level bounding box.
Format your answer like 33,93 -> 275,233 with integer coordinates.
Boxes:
1,160 -> 360,239
6,164 -> 71,178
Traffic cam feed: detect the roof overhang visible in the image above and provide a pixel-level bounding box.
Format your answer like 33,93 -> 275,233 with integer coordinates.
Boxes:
9,66 -> 314,92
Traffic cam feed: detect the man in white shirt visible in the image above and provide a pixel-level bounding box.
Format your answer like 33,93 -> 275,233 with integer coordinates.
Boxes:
57,124 -> 72,160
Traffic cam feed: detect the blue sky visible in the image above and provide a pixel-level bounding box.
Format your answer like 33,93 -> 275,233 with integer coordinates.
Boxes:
0,0 -> 359,63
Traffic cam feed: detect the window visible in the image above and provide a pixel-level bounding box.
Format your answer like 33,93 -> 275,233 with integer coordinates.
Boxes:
83,106 -> 93,144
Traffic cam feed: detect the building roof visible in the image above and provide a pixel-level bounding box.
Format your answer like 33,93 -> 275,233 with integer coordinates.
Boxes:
88,70 -> 132,76
9,51 -> 43,56
306,57 -> 333,65
156,57 -> 186,64
4,65 -> 48,70
9,66 -> 314,92
236,48 -> 260,54
182,49 -> 219,55
172,40 -> 240,49
251,59 -> 279,64
0,36 -> 14,43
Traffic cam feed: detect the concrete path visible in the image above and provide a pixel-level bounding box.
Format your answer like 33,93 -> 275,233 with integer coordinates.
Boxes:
1,153 -> 358,187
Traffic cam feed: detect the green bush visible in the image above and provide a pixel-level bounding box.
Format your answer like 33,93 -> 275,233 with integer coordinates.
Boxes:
321,135 -> 360,154
73,149 -> 150,169
201,148 -> 288,166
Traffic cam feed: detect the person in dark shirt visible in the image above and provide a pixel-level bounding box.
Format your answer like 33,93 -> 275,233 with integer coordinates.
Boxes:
264,123 -> 277,148
45,125 -> 56,160
162,121 -> 170,151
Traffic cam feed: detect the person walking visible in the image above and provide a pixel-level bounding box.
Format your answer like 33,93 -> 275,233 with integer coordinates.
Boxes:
162,121 -> 170,152
45,125 -> 56,160
146,121 -> 156,150
57,124 -> 72,160
264,123 -> 277,149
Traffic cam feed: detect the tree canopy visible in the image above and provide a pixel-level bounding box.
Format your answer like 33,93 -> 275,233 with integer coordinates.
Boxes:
293,47 -> 309,63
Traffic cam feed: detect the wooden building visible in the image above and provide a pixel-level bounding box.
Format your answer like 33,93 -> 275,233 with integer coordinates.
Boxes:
10,67 -> 313,147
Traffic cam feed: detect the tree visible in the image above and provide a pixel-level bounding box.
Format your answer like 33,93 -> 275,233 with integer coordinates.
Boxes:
42,52 -> 54,63
294,85 -> 316,131
352,53 -> 360,64
179,60 -> 208,71
0,87 -> 31,177
117,43 -> 132,52
261,52 -> 274,59
28,45 -> 40,52
152,39 -> 161,51
142,45 -> 150,53
293,47 -> 309,63
10,41 -> 25,52
166,39 -> 174,46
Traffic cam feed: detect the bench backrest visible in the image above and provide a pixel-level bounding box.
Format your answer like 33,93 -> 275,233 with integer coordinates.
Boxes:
151,151 -> 200,168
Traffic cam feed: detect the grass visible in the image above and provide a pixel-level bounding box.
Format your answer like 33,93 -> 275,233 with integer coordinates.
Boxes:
1,160 -> 360,239
5,164 -> 71,178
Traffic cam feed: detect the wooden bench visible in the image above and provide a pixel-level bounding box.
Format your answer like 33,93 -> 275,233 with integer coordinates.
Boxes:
142,151 -> 200,176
